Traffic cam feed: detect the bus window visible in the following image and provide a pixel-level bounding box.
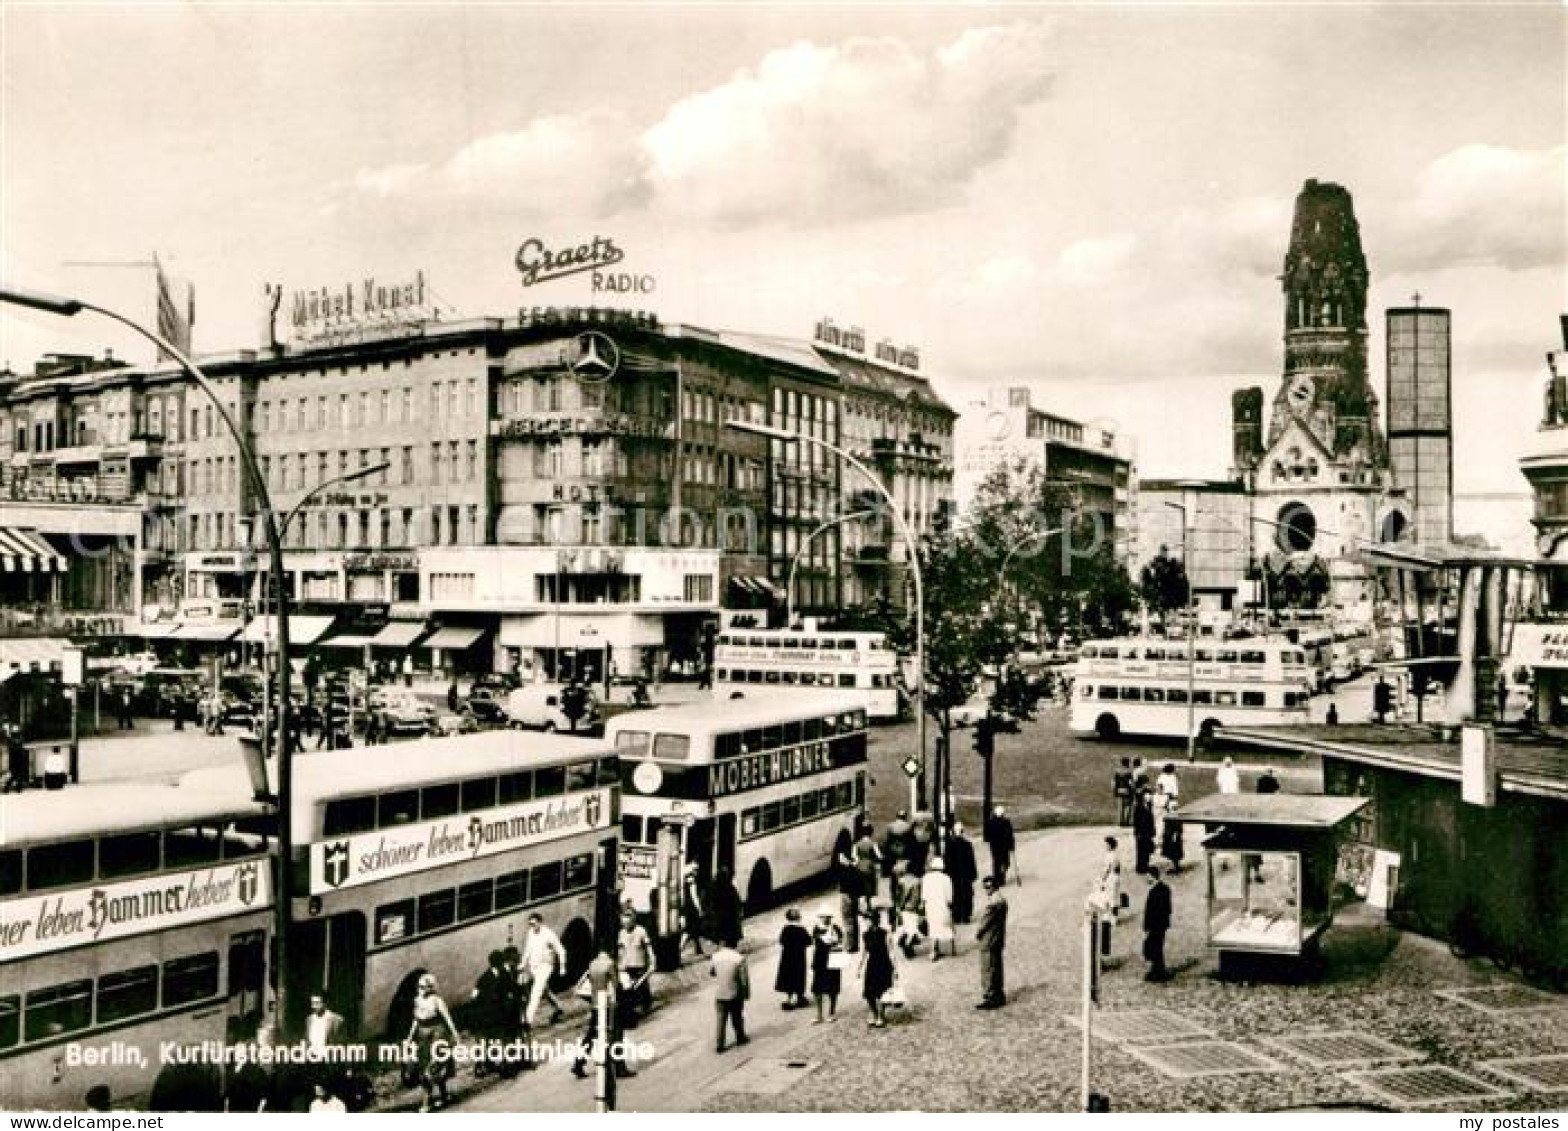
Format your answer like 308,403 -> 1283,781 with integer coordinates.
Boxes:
615,731 -> 650,759
458,880 -> 494,922
1096,686 -> 1116,701
805,718 -> 822,741
564,853 -> 593,892
499,771 -> 533,805
818,786 -> 836,814
0,997 -> 17,1050
764,671 -> 781,684
597,758 -> 619,786
379,790 -> 420,827
376,900 -> 416,944
741,810 -> 759,838
784,721 -> 802,746
782,672 -> 798,685
781,795 -> 801,825
646,818 -> 663,843
1240,651 -> 1265,665
461,777 -> 499,813
1192,690 -> 1214,705
836,782 -> 853,809
494,870 -> 529,911
100,831 -> 161,879
24,979 -> 92,1041
1120,687 -> 1141,701
780,637 -> 798,649
714,668 -> 728,681
799,639 -> 817,650
821,715 -> 838,735
422,784 -> 460,820
1080,646 -> 1098,659
622,815 -> 644,844
161,953 -> 219,1007
96,966 -> 158,1025
1145,688 -> 1166,703
1215,691 -> 1237,706
837,639 -> 855,650
1217,650 -> 1238,664
27,840 -> 94,891
418,890 -> 457,934
1168,688 -> 1188,703
762,725 -> 782,749
325,796 -> 376,837
747,637 -> 765,648
715,733 -> 739,759
166,826 -> 222,869
1242,691 -> 1266,707
837,675 -> 854,688
652,734 -> 690,762
221,825 -> 267,860
567,762 -> 596,792
531,861 -> 563,901
760,802 -> 781,832
535,766 -> 567,797
0,850 -> 19,897
800,790 -> 819,819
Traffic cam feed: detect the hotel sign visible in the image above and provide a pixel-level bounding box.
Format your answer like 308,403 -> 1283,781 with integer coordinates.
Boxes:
308,787 -> 612,894
0,861 -> 268,963
1509,623 -> 1568,670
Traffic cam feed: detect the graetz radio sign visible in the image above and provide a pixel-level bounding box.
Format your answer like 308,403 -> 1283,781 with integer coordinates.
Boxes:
309,787 -> 612,894
0,861 -> 268,962
515,236 -> 655,296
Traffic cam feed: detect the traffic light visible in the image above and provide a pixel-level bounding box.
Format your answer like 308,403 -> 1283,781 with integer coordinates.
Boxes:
973,715 -> 995,758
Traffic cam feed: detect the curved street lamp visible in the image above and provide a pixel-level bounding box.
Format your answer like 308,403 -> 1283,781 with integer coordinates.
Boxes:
785,508 -> 879,626
0,285 -> 300,1034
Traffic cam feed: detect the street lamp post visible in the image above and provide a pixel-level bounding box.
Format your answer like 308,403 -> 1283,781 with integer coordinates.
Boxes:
0,285 -> 300,1033
1162,501 -> 1198,762
785,508 -> 878,626
728,420 -> 928,813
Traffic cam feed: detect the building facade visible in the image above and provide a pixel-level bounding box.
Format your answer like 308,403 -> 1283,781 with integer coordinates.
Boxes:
1386,304 -> 1454,548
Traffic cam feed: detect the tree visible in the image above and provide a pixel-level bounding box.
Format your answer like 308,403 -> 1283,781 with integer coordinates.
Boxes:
559,682 -> 590,733
1139,546 -> 1191,616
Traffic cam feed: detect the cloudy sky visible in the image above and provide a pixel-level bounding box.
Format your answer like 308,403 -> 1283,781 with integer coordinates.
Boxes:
2,3 -> 1562,508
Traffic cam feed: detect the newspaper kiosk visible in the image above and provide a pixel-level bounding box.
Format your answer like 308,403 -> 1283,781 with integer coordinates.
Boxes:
1176,793 -> 1369,977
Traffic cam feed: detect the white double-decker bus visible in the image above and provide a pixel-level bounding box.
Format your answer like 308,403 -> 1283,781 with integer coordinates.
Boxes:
1,784 -> 273,1109
608,694 -> 869,960
712,628 -> 901,721
1070,637 -> 1312,743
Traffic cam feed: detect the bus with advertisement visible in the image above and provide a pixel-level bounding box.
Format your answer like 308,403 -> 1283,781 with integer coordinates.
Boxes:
607,693 -> 870,962
181,729 -> 620,1041
0,783 -> 273,1109
712,628 -> 902,721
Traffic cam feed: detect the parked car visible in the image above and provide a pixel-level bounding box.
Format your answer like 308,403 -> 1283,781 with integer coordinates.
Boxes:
465,685 -> 510,725
376,690 -> 438,735
504,683 -> 600,732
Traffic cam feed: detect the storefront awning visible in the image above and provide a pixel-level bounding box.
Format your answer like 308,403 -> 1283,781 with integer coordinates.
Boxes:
1175,793 -> 1369,830
729,575 -> 780,598
135,622 -> 182,639
174,622 -> 242,642
319,634 -> 376,649
421,626 -> 486,651
240,615 -> 337,646
0,527 -> 67,572
369,621 -> 427,648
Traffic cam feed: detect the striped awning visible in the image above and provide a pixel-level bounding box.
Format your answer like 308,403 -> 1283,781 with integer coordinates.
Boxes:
240,615 -> 337,646
421,626 -> 485,651
174,622 -> 242,642
369,621 -> 427,648
0,528 -> 67,572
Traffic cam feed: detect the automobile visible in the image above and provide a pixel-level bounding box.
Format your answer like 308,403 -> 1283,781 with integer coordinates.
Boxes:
465,685 -> 510,725
469,671 -> 522,697
115,651 -> 161,678
503,683 -> 600,732
375,690 -> 438,735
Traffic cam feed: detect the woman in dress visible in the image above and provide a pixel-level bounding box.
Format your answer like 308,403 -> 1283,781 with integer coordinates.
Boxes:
920,856 -> 955,961
810,906 -> 844,1023
775,908 -> 811,1009
858,902 -> 895,1028
405,973 -> 458,1111
893,862 -> 924,958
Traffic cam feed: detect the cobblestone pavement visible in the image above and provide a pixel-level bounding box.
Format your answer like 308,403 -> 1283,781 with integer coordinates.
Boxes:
466,825 -> 1567,1114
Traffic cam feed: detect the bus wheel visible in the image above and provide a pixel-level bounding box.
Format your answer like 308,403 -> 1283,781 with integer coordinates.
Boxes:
1095,714 -> 1121,741
745,860 -> 773,915
557,918 -> 594,990
1199,718 -> 1219,745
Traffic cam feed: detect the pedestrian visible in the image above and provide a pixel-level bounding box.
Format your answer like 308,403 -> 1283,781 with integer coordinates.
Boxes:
1216,756 -> 1240,795
1141,866 -> 1173,982
946,821 -> 978,925
469,950 -> 512,1078
975,875 -> 1008,1009
708,867 -> 743,948
892,861 -> 925,957
858,902 -> 895,1028
498,945 -> 526,1072
1098,837 -> 1123,958
363,710 -> 381,747
118,687 -> 134,730
834,837 -> 863,954
852,820 -> 882,933
1496,671 -> 1509,722
1132,787 -> 1156,875
1114,757 -> 1134,825
774,908 -> 811,1009
984,805 -> 1016,885
921,856 -> 955,960
520,913 -> 568,1029
402,655 -> 414,688
1256,766 -> 1281,794
1131,757 -> 1148,794
571,950 -> 632,1082
43,747 -> 67,791
679,864 -> 707,956
447,680 -> 460,714
617,908 -> 654,1020
810,906 -> 844,1023
1155,763 -> 1180,810
308,1084 -> 346,1113
1161,801 -> 1185,873
881,812 -> 912,899
1326,702 -> 1340,726
404,974 -> 457,1112
171,688 -> 186,731
709,939 -> 750,1054
906,811 -> 934,877
5,725 -> 30,792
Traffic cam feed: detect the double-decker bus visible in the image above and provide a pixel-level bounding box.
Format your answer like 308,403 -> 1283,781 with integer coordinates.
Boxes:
712,628 -> 901,721
1069,637 -> 1311,743
608,693 -> 869,958
182,729 -> 620,1041
1,784 -> 273,1109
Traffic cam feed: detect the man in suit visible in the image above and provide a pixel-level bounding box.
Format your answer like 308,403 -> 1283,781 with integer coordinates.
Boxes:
975,875 -> 1009,1009
470,950 -> 515,1078
946,821 -> 979,924
984,806 -> 1016,885
709,940 -> 750,1053
1142,866 -> 1173,982
303,993 -> 348,1096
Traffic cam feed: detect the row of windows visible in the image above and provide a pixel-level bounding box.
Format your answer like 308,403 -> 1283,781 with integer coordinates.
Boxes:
373,853 -> 593,948
321,758 -> 616,837
256,442 -> 479,494
739,775 -> 863,841
716,669 -> 867,689
613,711 -> 867,763
1,825 -> 265,898
254,380 -> 481,435
186,502 -> 483,555
717,635 -> 888,652
1080,684 -> 1305,709
1081,643 -> 1302,665
1,952 -> 221,1050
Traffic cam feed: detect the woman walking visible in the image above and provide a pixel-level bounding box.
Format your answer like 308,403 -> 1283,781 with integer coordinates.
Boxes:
893,862 -> 924,958
859,902 -> 895,1029
810,906 -> 845,1023
405,974 -> 458,1112
775,909 -> 811,1009
920,857 -> 955,960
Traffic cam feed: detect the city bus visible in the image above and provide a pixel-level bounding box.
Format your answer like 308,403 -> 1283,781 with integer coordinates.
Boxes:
607,693 -> 870,958
1069,637 -> 1311,743
181,729 -> 620,1041
0,783 -> 274,1109
712,628 -> 901,721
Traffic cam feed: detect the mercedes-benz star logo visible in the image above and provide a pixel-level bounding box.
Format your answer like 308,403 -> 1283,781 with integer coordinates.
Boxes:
570,331 -> 620,384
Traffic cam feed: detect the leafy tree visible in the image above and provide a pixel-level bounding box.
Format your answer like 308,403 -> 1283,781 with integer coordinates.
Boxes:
559,682 -> 590,733
1139,545 -> 1191,616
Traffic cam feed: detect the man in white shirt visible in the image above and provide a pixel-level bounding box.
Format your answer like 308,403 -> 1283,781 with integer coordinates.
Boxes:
1216,756 -> 1241,795
304,993 -> 345,1056
521,913 -> 568,1028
